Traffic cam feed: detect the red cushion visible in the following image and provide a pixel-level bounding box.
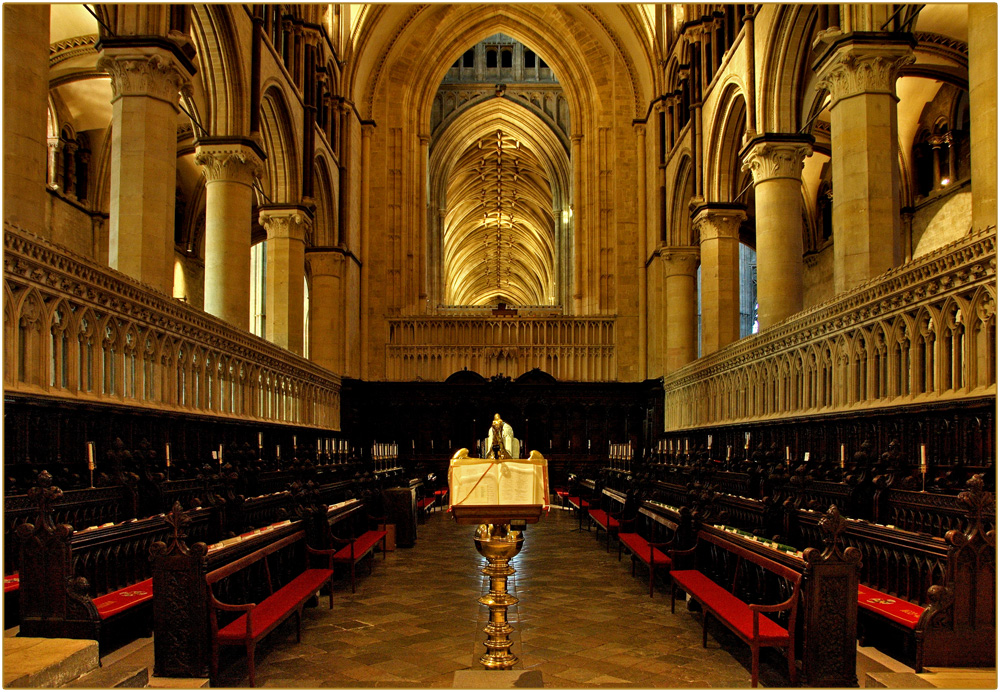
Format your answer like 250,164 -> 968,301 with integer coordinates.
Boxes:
417,497 -> 435,509
568,497 -> 590,509
671,570 -> 788,644
4,573 -> 19,593
618,533 -> 671,566
857,584 -> 924,629
217,569 -> 332,642
333,530 -> 386,561
93,578 -> 153,619
555,490 -> 569,498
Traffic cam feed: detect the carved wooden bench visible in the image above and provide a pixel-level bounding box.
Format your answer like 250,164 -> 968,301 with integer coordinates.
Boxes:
207,529 -> 335,687
330,527 -> 387,593
670,530 -> 802,688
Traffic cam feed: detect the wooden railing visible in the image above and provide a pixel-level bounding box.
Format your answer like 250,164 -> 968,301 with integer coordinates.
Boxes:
385,316 -> 616,381
665,227 -> 996,430
4,223 -> 341,428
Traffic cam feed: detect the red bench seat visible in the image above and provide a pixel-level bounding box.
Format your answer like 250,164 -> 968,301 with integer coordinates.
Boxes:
216,569 -> 333,642
93,578 -> 153,619
618,532 -> 671,596
332,529 -> 387,593
4,573 -> 19,594
587,508 -> 620,551
671,571 -> 789,643
857,584 -> 925,629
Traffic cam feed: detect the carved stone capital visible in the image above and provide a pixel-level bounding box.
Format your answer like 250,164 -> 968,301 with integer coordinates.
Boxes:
97,47 -> 192,108
692,206 -> 745,243
741,138 -> 813,184
660,246 -> 700,277
259,206 -> 312,242
815,40 -> 915,106
306,249 -> 347,277
633,121 -> 646,137
194,143 -> 263,186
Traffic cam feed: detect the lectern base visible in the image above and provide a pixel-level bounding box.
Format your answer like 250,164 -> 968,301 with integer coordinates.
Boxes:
473,523 -> 523,670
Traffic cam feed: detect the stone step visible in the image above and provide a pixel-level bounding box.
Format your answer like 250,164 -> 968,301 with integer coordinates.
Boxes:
3,638 -> 99,688
62,662 -> 148,689
147,675 -> 210,688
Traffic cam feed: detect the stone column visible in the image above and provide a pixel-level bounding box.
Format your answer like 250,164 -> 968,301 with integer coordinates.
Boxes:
969,4 -> 997,231
694,205 -> 744,354
98,41 -> 194,294
741,135 -> 812,328
307,249 -> 346,372
259,206 -> 312,355
635,122 -> 648,379
359,122 -> 373,375
195,139 -> 264,329
571,134 -> 584,313
661,247 -> 699,370
3,4 -> 49,234
815,35 -> 914,295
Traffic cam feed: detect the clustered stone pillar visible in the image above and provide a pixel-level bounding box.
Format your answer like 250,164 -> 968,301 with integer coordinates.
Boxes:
815,36 -> 914,295
968,4 -> 997,231
661,247 -> 699,370
3,4 -> 49,234
741,135 -> 812,329
259,206 -> 311,355
635,122 -> 648,379
195,140 -> 264,330
694,205 -> 744,355
98,42 -> 194,295
308,249 -> 346,372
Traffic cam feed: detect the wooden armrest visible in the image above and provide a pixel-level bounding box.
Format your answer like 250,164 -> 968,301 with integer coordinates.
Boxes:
749,594 -> 796,613
647,541 -> 672,548
669,544 -> 697,558
306,545 -> 338,555
212,600 -> 256,613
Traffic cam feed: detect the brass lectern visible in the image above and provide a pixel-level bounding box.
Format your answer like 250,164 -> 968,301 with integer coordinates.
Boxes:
449,449 -> 549,670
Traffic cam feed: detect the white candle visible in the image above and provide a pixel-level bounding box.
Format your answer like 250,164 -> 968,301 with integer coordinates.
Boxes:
218,444 -> 223,463
726,445 -> 731,460
258,432 -> 263,447
920,444 -> 927,470
87,442 -> 95,471
804,452 -> 810,462
745,432 -> 750,449
212,451 -> 218,460
840,444 -> 845,462
588,439 -> 591,450
708,435 -> 713,450
785,446 -> 790,461
165,443 -> 171,466
276,445 -> 281,459
293,435 -> 297,448
685,439 -> 689,452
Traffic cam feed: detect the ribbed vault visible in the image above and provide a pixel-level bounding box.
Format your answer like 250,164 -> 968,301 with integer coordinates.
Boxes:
444,129 -> 554,306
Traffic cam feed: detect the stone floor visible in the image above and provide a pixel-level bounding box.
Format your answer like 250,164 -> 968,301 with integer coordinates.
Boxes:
212,508 -> 803,688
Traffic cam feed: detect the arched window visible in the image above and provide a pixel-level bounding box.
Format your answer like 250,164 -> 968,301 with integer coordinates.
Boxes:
486,48 -> 498,68
501,48 -> 512,68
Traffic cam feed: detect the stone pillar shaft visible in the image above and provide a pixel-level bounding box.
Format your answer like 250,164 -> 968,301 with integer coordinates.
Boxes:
196,142 -> 263,330
816,36 -> 913,295
3,5 -> 50,234
695,207 -> 744,354
969,4 -> 997,230
662,248 -> 699,370
742,137 -> 812,328
308,250 -> 346,373
260,207 -> 311,355
99,44 -> 193,294
635,122 -> 648,379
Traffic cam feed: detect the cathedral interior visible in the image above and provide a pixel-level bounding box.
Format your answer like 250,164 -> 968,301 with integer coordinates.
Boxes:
2,3 -> 997,688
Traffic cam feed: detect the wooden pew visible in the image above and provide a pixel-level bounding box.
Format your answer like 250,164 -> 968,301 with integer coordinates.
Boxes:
794,474 -> 995,672
15,472 -> 216,652
207,530 -> 336,686
670,529 -> 802,687
151,499 -> 364,679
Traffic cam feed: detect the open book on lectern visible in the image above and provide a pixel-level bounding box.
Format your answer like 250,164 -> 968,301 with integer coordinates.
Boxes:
448,449 -> 550,506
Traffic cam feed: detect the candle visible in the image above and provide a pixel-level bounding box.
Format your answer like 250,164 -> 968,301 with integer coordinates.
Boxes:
218,444 -> 223,463
804,452 -> 810,462
588,439 -> 591,450
745,432 -> 750,449
685,439 -> 689,452
258,432 -> 263,447
708,435 -> 713,450
87,441 -> 95,471
920,444 -> 927,471
212,450 -> 218,461
165,443 -> 171,467
293,435 -> 297,448
726,445 -> 731,460
276,445 -> 281,459
785,446 -> 790,461
840,444 -> 845,463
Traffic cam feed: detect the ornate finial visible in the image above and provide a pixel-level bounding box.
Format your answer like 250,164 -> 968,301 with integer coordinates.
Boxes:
957,474 -> 992,533
805,504 -> 861,565
818,504 -> 847,546
16,470 -> 71,539
150,501 -> 206,559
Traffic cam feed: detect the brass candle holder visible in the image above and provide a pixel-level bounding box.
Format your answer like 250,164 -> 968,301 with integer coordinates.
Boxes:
474,523 -> 523,669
